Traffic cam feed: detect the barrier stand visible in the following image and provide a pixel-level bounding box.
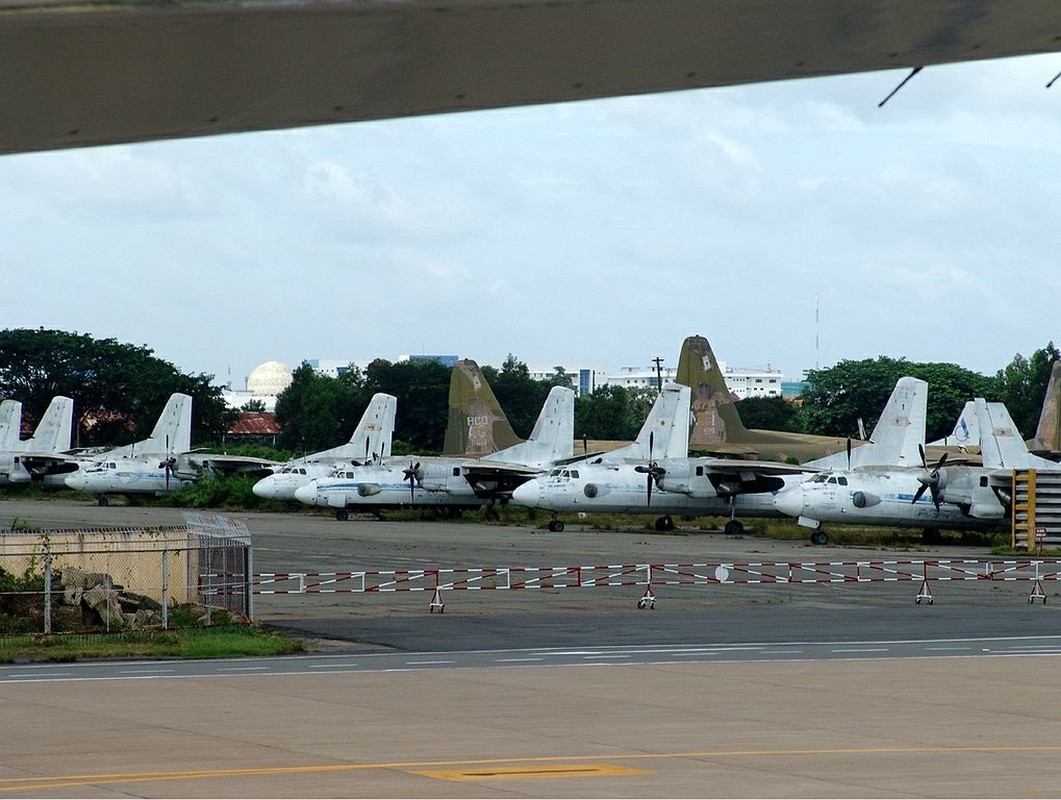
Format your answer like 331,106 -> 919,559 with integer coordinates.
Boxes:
637,586 -> 656,609
1029,562 -> 1047,604
915,562 -> 934,605
429,585 -> 445,613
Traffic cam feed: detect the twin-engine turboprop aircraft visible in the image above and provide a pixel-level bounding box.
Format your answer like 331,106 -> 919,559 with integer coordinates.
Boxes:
251,393 -> 397,502
772,399 -> 1061,539
0,396 -> 74,486
61,393 -> 279,503
294,382 -> 575,520
513,368 -> 930,540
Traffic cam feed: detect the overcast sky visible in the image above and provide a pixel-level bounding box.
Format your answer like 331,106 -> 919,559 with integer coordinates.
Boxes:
2,53 -> 1058,389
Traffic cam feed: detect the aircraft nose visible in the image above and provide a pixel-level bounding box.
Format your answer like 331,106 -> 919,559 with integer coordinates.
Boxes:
511,480 -> 540,508
293,483 -> 317,506
252,478 -> 272,499
64,471 -> 86,491
774,487 -> 804,518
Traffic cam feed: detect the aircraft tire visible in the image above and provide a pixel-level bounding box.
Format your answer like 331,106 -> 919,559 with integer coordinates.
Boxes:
97,496 -> 109,507
723,519 -> 744,536
548,520 -> 565,533
335,509 -> 349,522
810,530 -> 828,546
654,516 -> 674,532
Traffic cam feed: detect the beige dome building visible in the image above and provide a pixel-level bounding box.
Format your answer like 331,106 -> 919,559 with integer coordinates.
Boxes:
246,361 -> 294,396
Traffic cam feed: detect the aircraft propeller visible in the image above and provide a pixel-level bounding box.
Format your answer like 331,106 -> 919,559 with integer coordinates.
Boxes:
633,431 -> 666,507
911,443 -> 948,509
402,461 -> 422,503
157,434 -> 177,490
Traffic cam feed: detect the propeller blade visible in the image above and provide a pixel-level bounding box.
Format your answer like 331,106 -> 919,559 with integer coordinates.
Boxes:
846,437 -> 852,470
918,442 -> 927,469
911,482 -> 928,505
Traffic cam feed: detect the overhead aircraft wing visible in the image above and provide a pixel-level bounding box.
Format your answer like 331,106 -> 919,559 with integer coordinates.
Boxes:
17,452 -> 79,478
2,0 -> 1060,154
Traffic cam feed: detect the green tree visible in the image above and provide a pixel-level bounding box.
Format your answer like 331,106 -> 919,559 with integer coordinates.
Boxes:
362,359 -> 450,452
0,328 -> 230,447
482,355 -> 552,438
800,357 -> 994,442
274,363 -> 351,454
994,342 -> 1061,439
574,385 -> 655,441
734,396 -> 801,432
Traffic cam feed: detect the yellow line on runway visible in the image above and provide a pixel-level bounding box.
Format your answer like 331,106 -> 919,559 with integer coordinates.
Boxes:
4,744 -> 1061,793
413,763 -> 651,781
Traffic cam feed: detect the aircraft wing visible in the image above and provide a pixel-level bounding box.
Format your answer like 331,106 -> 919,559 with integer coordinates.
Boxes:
17,452 -> 80,478
2,0 -> 1060,154
460,460 -> 542,499
662,457 -> 820,499
180,453 -> 282,479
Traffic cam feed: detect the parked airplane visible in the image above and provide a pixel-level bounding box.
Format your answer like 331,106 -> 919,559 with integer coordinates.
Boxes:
251,393 -> 397,502
679,335 -> 869,463
512,375 -> 928,537
294,384 -> 575,520
0,400 -> 20,451
0,396 -> 74,486
772,398 -> 1058,541
1029,360 -> 1061,458
62,393 -> 278,503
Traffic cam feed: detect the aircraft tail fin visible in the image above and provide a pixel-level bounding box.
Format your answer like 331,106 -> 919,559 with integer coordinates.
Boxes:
1031,360 -> 1061,454
127,393 -> 193,457
927,400 -> 977,449
604,382 -> 691,461
350,393 -> 397,463
488,386 -> 575,467
25,396 -> 74,453
676,335 -> 747,448
859,376 -> 927,467
975,400 -> 1058,470
443,359 -> 521,457
308,393 -> 398,463
0,400 -> 23,451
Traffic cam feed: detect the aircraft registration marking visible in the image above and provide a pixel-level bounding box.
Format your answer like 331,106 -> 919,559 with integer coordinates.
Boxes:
412,763 -> 651,782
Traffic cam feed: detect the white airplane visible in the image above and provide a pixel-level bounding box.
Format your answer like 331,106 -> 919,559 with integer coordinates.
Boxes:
512,375 -> 929,538
294,385 -> 575,520
251,393 -> 397,502
62,393 -> 279,503
0,396 -> 74,486
771,398 -> 1058,540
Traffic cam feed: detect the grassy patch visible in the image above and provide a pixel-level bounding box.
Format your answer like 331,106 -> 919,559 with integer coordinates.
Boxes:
0,625 -> 303,663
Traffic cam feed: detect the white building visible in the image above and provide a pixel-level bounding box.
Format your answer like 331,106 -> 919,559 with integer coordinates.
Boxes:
606,361 -> 783,399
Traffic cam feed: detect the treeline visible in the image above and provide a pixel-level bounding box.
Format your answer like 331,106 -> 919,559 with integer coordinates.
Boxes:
0,328 -> 1057,456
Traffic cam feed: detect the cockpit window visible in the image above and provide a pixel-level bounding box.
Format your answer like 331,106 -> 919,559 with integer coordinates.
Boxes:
837,476 -> 848,486
570,470 -> 579,479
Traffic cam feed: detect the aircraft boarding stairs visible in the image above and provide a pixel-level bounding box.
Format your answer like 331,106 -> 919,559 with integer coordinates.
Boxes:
1012,469 -> 1061,550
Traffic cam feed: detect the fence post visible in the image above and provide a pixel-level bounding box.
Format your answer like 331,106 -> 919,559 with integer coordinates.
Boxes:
43,550 -> 52,635
161,548 -> 169,630
246,543 -> 254,621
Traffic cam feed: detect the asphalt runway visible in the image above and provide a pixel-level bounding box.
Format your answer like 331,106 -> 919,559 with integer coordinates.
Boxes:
2,497 -> 1061,797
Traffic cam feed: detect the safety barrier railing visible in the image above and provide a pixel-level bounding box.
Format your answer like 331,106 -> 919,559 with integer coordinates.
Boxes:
255,558 -> 1061,612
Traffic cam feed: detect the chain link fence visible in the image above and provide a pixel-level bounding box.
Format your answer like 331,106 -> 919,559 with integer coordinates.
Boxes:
0,512 -> 251,635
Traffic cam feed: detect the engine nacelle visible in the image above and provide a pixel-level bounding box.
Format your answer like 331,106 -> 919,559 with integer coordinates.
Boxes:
357,483 -> 382,497
851,491 -> 880,508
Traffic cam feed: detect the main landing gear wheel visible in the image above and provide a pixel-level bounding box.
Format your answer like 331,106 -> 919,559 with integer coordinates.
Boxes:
548,519 -> 565,532
97,496 -> 109,507
335,509 -> 349,521
810,530 -> 829,545
654,516 -> 674,532
723,519 -> 744,536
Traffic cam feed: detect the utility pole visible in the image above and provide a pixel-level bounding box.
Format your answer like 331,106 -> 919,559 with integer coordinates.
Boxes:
652,356 -> 665,394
